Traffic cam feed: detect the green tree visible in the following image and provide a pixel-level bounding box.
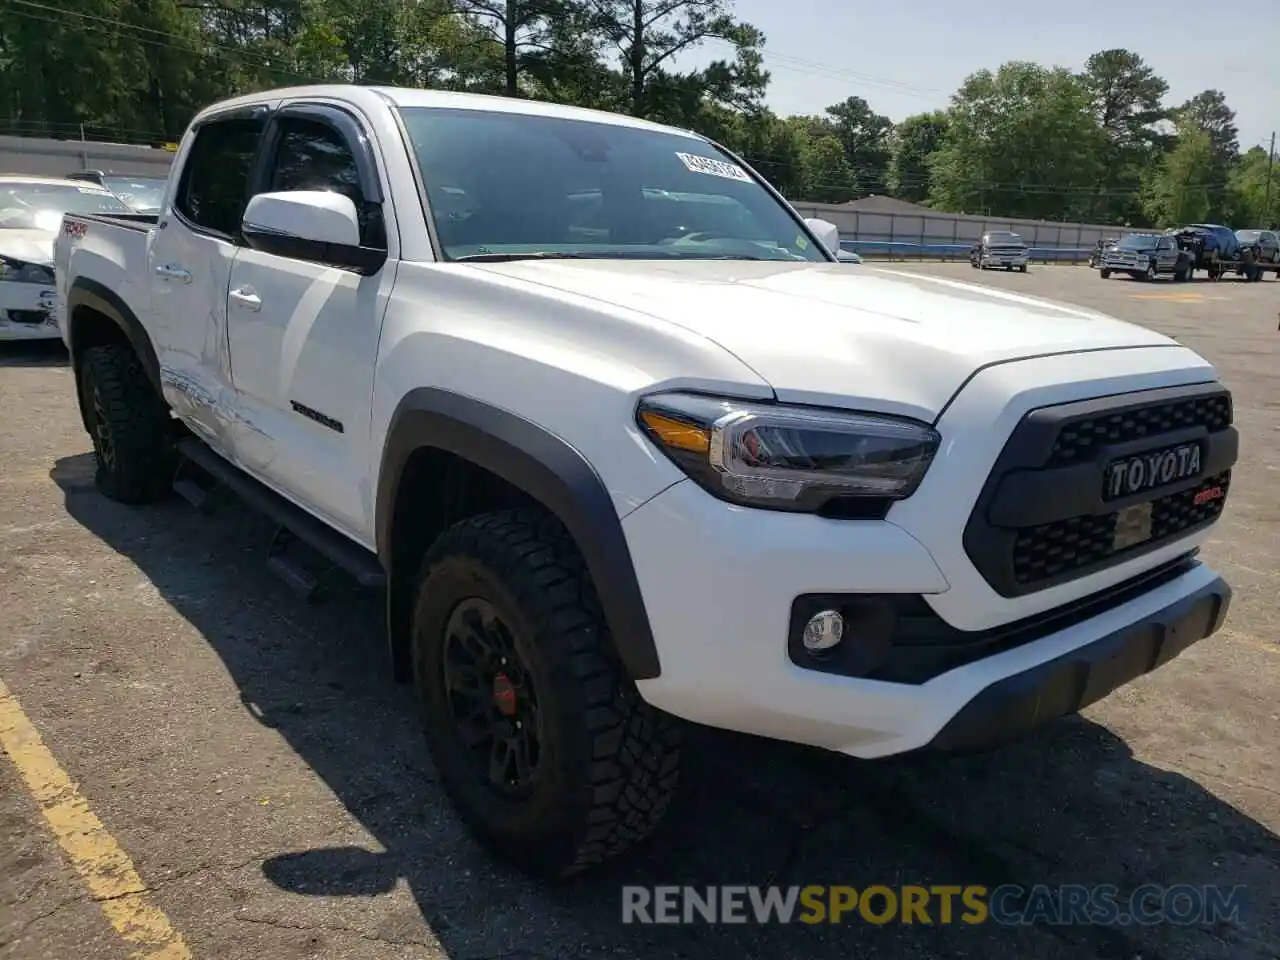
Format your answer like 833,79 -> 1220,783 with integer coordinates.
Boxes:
1078,49 -> 1170,222
1143,121 -> 1214,225
590,0 -> 765,120
452,0 -> 564,96
1175,90 -> 1238,220
1227,145 -> 1280,227
797,130 -> 852,203
822,96 -> 892,195
887,111 -> 949,202
927,61 -> 1106,219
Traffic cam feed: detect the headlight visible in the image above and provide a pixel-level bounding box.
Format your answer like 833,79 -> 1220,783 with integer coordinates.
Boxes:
0,260 -> 54,284
636,392 -> 940,516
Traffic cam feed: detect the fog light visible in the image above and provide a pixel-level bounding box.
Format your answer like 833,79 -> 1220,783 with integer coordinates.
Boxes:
801,609 -> 844,653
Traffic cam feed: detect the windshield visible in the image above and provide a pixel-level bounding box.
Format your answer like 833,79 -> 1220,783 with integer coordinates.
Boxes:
101,177 -> 166,212
0,181 -> 132,231
1117,235 -> 1159,250
397,107 -> 827,263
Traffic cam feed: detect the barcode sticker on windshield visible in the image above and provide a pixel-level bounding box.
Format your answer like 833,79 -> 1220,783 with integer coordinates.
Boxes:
675,152 -> 751,183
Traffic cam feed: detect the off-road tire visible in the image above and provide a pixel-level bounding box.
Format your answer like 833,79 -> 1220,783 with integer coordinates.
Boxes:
78,343 -> 176,504
411,509 -> 681,878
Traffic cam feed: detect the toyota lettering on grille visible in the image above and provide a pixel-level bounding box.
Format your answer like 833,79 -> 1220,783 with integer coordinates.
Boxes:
1105,443 -> 1202,499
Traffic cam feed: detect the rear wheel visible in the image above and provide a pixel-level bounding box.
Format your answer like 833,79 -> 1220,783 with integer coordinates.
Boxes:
1100,269 -> 1111,279
411,509 -> 681,877
77,343 -> 176,504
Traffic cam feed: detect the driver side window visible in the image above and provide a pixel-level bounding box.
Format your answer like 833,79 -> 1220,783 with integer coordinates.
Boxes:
266,117 -> 386,250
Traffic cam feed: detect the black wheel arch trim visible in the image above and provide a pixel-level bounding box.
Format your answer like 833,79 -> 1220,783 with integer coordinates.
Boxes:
376,387 -> 662,681
66,277 -> 163,399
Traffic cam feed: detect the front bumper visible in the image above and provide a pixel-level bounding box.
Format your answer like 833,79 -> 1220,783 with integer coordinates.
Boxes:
927,573 -> 1229,751
0,283 -> 59,340
623,477 -> 1230,758
1100,257 -> 1147,272
624,349 -> 1234,758
981,251 -> 1029,267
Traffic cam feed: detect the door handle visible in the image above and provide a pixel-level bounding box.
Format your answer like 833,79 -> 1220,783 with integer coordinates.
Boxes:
229,286 -> 261,311
155,263 -> 192,283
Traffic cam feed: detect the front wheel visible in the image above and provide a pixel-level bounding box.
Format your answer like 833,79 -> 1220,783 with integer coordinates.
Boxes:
78,343 -> 176,504
411,510 -> 681,877
1145,262 -> 1157,282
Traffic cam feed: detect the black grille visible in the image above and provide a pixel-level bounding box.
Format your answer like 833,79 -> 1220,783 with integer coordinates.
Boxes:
962,383 -> 1237,597
1049,394 -> 1232,466
1012,471 -> 1230,585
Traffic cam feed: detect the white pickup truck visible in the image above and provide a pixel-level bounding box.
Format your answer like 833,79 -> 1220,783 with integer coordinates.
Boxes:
54,85 -> 1237,877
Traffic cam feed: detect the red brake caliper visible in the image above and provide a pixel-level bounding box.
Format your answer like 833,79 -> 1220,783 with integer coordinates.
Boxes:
492,672 -> 517,717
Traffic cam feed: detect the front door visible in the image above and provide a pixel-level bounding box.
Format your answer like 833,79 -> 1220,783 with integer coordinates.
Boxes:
148,107 -> 270,455
225,103 -> 396,546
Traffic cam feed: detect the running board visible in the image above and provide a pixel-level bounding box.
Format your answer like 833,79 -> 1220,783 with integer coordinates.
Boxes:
175,438 -> 386,590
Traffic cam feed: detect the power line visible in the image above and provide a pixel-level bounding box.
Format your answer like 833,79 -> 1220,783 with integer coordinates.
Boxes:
703,37 -> 946,100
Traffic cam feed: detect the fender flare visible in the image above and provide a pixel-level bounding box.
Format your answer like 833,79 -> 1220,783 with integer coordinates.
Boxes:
66,277 -> 163,399
376,387 -> 662,681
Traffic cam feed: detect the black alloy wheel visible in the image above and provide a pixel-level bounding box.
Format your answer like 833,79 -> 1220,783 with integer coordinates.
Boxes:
441,597 -> 542,796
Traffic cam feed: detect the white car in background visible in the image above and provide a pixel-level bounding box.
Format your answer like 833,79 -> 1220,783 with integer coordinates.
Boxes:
0,176 -> 133,341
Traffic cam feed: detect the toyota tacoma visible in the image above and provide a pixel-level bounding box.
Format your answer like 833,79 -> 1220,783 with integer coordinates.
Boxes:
54,85 -> 1237,877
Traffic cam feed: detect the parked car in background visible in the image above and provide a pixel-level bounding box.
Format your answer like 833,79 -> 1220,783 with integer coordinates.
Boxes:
969,230 -> 1029,272
0,175 -> 132,341
65,171 -> 168,215
1088,236 -> 1119,269
1098,233 -> 1193,282
1234,229 -> 1280,277
1168,223 -> 1267,281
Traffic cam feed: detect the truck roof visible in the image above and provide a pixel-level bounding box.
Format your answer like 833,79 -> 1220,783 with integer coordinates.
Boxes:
191,84 -> 703,139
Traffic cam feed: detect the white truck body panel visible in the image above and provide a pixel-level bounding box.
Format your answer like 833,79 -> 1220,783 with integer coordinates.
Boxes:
52,84 -> 1236,769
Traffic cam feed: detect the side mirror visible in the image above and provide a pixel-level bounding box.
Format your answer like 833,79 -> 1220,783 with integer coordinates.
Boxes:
804,217 -> 841,256
241,190 -> 385,275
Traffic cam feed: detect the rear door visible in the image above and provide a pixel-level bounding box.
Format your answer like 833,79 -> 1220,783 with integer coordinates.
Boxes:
148,106 -> 271,454
224,102 -> 396,545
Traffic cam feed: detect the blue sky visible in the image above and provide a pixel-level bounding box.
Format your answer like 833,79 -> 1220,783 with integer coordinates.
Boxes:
697,1 -> 1277,153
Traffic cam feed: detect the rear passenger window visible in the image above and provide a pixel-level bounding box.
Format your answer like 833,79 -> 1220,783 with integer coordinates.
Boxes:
175,117 -> 264,237
267,117 -> 386,249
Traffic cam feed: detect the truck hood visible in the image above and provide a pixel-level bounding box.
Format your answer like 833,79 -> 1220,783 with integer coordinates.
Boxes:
468,259 -> 1177,419
0,229 -> 55,266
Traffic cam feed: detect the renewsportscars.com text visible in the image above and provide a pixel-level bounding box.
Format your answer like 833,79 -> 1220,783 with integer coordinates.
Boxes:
621,884 -> 1246,926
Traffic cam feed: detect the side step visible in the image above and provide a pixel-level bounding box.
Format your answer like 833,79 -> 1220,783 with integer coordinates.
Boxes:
175,438 -> 386,594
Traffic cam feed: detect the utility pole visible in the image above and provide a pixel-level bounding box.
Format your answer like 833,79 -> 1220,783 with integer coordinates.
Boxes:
1265,131 -> 1276,228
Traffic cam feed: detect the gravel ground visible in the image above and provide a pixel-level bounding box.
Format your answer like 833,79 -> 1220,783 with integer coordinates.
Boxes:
1,263 -> 1277,960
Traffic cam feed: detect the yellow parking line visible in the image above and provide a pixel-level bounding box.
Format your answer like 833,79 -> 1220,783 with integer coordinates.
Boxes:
0,677 -> 192,959
1129,292 -> 1205,302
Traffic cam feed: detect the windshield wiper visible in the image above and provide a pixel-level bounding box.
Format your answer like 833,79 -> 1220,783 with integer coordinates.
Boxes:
453,250 -> 779,263
452,251 -> 602,262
